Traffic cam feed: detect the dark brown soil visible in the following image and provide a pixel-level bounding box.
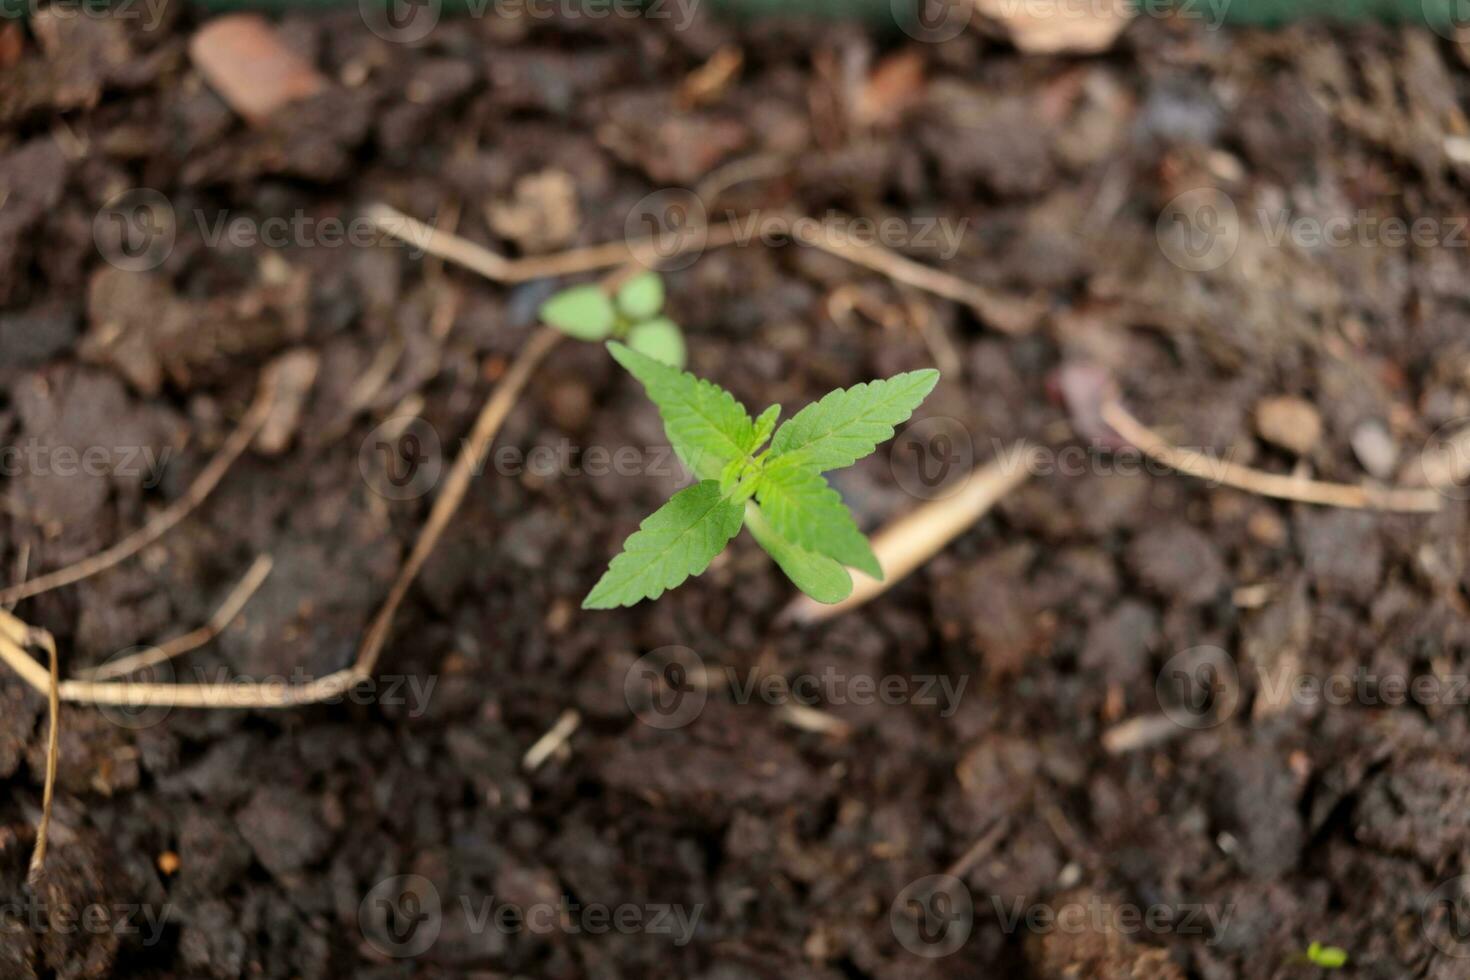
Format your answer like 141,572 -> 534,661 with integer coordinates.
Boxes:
4,4 -> 1470,979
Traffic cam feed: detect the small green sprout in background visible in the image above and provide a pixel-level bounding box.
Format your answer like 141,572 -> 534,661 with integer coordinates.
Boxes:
1305,942 -> 1348,969
583,342 -> 939,608
538,271 -> 687,368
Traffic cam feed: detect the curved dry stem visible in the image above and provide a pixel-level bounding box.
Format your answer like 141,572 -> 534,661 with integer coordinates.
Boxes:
783,216 -> 1041,334
364,203 -> 740,282
81,554 -> 274,681
361,202 -> 1033,332
1101,401 -> 1442,513
355,326 -> 562,676
0,614 -> 365,709
0,375 -> 279,607
0,327 -> 559,714
0,301 -> 564,885
58,668 -> 366,708
27,627 -> 58,884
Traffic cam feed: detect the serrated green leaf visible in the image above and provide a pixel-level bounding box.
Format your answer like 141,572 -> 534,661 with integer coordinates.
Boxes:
744,502 -> 853,604
608,341 -> 754,480
719,456 -> 746,496
718,458 -> 761,502
540,285 -> 616,341
616,272 -> 665,320
584,481 -> 744,609
755,459 -> 882,578
750,404 -> 781,452
769,369 -> 940,473
627,317 -> 686,369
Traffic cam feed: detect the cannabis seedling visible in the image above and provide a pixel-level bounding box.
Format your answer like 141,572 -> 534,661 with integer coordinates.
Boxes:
583,343 -> 939,608
539,271 -> 687,368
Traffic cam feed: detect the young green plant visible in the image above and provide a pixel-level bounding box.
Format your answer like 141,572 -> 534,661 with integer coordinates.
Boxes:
538,271 -> 686,368
583,343 -> 939,608
1304,942 -> 1348,970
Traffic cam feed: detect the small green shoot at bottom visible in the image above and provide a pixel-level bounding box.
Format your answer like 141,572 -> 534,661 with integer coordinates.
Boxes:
583,342 -> 940,609
1305,942 -> 1348,969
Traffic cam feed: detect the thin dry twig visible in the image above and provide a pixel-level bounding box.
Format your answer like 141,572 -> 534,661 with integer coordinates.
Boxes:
693,152 -> 790,203
784,444 -> 1037,624
0,327 -> 559,711
362,202 -> 1037,332
81,554 -> 274,681
356,326 -> 562,678
522,708 -> 582,771
3,602 -> 320,707
1101,401 -> 1442,514
28,625 -> 59,884
1100,713 -> 1187,755
0,375 -> 280,607
784,217 -> 1042,334
775,701 -> 854,738
678,45 -> 744,110
0,608 -> 39,683
905,298 -> 964,380
364,203 -> 742,281
0,246 -> 563,878
943,817 -> 1011,880
0,612 -> 366,708
825,284 -> 909,333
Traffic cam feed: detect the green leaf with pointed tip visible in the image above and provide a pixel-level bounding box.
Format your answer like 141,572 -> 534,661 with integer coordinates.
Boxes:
755,458 -> 882,578
584,481 -> 745,609
616,272 -> 666,320
768,369 -> 940,473
608,341 -> 754,481
744,501 -> 853,604
540,285 -> 616,341
627,317 -> 686,369
750,404 -> 781,453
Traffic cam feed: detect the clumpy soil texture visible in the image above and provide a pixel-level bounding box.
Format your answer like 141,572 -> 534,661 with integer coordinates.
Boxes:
4,4 -> 1470,978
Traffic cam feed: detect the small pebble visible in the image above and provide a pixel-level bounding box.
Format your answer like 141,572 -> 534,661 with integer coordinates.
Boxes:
1351,419 -> 1398,479
188,15 -> 326,127
1254,396 -> 1321,456
1247,509 -> 1287,547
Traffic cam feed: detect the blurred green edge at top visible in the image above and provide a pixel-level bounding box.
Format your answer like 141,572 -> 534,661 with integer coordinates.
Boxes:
3,0 -> 1463,32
